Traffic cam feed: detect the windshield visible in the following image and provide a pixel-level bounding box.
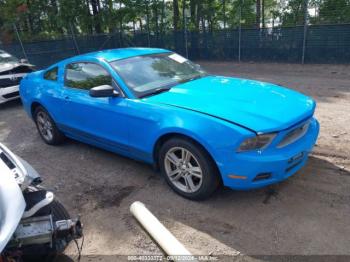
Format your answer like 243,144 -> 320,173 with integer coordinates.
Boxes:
0,51 -> 19,64
110,53 -> 207,97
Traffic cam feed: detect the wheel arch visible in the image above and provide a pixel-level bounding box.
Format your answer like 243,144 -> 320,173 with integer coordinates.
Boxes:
31,101 -> 43,118
152,132 -> 223,184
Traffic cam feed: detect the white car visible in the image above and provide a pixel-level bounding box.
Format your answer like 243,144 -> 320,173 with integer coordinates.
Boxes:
0,50 -> 34,104
0,143 -> 82,259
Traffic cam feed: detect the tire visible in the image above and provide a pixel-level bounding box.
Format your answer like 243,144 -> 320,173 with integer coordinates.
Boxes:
20,199 -> 72,261
51,199 -> 71,221
50,200 -> 73,253
34,106 -> 65,145
159,137 -> 220,200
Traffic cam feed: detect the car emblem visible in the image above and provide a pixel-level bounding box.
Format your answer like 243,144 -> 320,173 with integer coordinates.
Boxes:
10,75 -> 18,81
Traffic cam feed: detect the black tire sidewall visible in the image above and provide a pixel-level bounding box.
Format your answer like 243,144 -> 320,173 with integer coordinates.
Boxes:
19,199 -> 72,259
34,106 -> 64,145
159,138 -> 219,200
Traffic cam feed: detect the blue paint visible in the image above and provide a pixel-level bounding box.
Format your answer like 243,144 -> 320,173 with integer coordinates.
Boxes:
20,48 -> 319,190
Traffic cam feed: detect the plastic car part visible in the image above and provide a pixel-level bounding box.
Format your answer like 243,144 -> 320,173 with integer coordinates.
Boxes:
130,201 -> 193,260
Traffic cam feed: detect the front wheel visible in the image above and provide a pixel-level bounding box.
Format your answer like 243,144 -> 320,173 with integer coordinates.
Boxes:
159,138 -> 220,200
34,106 -> 65,145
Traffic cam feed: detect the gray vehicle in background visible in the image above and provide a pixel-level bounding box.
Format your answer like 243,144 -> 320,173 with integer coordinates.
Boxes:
0,50 -> 34,104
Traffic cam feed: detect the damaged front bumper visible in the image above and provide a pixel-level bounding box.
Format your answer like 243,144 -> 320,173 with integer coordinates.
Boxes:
0,84 -> 20,103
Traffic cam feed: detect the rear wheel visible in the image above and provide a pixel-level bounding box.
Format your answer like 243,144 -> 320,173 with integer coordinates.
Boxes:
34,106 -> 65,145
159,138 -> 220,200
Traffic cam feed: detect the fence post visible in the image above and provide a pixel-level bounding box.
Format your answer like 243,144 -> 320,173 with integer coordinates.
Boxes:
238,0 -> 242,62
69,23 -> 80,54
146,0 -> 151,47
13,23 -> 29,62
301,0 -> 308,64
184,10 -> 189,58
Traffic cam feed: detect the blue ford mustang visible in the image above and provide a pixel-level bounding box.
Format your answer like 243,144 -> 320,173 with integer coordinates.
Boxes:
20,48 -> 319,200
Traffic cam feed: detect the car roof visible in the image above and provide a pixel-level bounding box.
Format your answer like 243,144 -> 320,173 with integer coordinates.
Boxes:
61,47 -> 170,64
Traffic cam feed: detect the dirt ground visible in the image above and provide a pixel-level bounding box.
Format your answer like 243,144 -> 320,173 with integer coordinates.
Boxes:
0,62 -> 349,261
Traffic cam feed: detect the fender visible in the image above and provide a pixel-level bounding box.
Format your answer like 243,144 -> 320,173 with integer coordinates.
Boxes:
157,102 -> 258,135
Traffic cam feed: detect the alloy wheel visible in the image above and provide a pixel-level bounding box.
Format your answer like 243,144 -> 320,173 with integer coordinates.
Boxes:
36,111 -> 54,141
164,147 -> 203,193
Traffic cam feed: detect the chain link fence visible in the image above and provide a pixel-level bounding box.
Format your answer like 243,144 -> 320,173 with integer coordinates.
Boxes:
1,24 -> 349,69
1,1 -> 349,69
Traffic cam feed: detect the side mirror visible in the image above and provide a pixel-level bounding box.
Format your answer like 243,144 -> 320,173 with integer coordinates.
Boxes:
89,85 -> 119,98
20,58 -> 28,64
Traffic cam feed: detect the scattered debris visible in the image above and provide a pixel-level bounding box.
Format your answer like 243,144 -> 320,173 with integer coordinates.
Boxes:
332,132 -> 347,138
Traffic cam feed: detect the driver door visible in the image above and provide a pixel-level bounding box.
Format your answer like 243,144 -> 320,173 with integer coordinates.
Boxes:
60,61 -> 130,154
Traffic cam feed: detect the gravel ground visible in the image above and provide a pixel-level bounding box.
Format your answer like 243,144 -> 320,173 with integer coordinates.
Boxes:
0,62 -> 349,261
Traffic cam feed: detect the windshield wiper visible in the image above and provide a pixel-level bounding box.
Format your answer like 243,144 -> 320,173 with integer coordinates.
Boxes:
139,87 -> 171,98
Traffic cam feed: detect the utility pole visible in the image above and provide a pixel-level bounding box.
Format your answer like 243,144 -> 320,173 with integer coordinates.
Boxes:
70,23 -> 80,54
13,23 -> 29,62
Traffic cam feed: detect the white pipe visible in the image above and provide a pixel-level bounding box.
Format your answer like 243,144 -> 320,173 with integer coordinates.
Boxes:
130,201 -> 195,261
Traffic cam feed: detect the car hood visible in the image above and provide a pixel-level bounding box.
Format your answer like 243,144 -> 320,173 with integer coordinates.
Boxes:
145,76 -> 316,133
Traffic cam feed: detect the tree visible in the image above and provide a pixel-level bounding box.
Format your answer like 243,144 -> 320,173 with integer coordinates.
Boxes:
280,0 -> 306,26
1,0 -> 348,43
90,0 -> 101,33
256,0 -> 261,28
173,0 -> 180,31
319,0 -> 350,24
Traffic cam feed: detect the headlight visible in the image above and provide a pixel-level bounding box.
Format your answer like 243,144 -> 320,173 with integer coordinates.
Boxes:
237,133 -> 276,152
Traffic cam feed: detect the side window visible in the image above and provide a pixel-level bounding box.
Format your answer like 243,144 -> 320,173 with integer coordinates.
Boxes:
65,62 -> 112,90
44,67 -> 58,81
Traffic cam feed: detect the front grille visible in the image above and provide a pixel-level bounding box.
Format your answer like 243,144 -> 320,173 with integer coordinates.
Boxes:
285,160 -> 303,173
277,120 -> 310,148
3,91 -> 19,98
0,77 -> 22,88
